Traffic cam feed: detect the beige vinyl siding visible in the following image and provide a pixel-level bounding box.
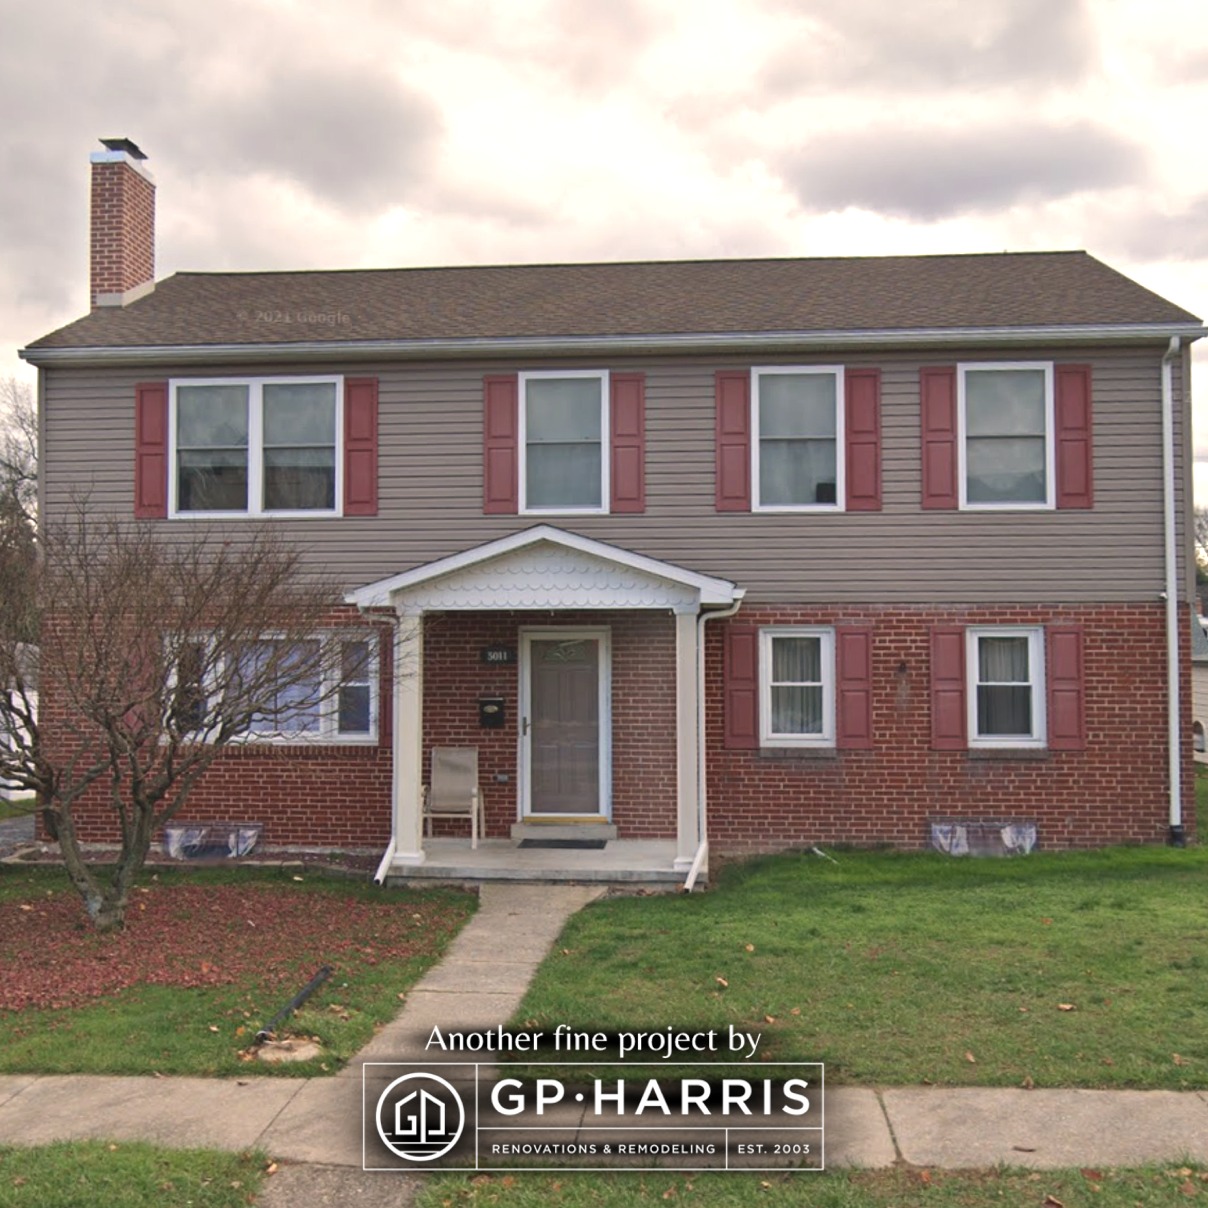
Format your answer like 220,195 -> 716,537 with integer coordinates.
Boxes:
40,343 -> 1189,605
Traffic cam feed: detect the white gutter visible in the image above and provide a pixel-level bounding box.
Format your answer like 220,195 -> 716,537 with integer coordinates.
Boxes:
1161,337 -> 1185,845
687,593 -> 746,891
19,323 -> 1208,367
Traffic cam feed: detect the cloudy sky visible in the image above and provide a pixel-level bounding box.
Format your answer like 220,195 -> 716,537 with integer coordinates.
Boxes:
3,0 -> 1207,492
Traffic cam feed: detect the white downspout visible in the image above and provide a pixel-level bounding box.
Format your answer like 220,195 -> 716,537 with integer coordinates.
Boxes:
686,591 -> 746,892
1161,336 -> 1185,845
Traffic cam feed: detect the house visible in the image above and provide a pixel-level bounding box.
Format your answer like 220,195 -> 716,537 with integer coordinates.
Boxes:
1192,608 -> 1208,763
17,139 -> 1207,882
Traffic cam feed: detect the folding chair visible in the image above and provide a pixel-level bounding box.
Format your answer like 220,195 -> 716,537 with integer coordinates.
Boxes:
423,747 -> 485,849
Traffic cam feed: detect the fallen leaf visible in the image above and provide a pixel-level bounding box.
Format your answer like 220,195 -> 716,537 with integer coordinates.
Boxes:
18,904 -> 32,912
916,1169 -> 932,1184
1174,1054 -> 1189,1066
1041,918 -> 1053,926
1043,1196 -> 1065,1207
764,1015 -> 776,1024
1019,1006 -> 1030,1013
292,876 -> 304,882
208,1025 -> 220,1033
744,944 -> 755,953
790,1007 -> 801,1016
1081,1168 -> 1103,1181
235,1026 -> 245,1037
1021,1076 -> 1035,1089
264,1162 -> 278,1175
964,1051 -> 977,1064
715,977 -> 729,988
1180,1182 -> 1198,1197
1057,1003 -> 1076,1012
1013,1146 -> 1037,1153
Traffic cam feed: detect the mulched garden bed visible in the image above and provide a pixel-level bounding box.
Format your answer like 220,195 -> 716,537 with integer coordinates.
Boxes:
0,879 -> 467,1012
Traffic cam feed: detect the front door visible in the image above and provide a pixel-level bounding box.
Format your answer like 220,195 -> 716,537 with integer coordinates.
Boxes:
520,629 -> 610,817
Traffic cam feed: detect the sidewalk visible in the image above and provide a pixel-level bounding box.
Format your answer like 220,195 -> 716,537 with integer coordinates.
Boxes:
0,881 -> 1206,1204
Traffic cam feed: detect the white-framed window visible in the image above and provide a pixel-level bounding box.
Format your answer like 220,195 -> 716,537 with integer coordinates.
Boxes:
752,366 -> 845,511
958,363 -> 1054,509
169,376 -> 343,517
519,370 -> 609,513
171,632 -> 378,744
966,627 -> 1045,748
759,627 -> 835,747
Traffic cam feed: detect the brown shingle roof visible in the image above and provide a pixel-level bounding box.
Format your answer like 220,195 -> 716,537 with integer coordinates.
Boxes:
24,251 -> 1200,352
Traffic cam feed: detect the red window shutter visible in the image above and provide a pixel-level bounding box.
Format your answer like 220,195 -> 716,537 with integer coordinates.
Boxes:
343,377 -> 379,516
723,624 -> 759,749
134,382 -> 168,519
1047,625 -> 1086,750
715,371 -> 751,512
1055,364 -> 1093,510
845,369 -> 881,511
610,372 -> 645,513
920,367 -> 958,509
836,626 -> 874,749
483,374 -> 519,514
931,626 -> 966,750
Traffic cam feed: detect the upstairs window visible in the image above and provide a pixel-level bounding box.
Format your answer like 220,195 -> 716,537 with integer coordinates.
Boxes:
170,377 -> 342,517
752,368 -> 844,510
520,371 -> 608,512
959,364 -> 1053,508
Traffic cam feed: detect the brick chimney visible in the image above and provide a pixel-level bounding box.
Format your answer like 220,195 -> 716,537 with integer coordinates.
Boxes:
89,137 -> 155,308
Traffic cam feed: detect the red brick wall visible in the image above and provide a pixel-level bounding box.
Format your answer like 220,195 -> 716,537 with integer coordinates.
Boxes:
41,602 -> 1190,854
421,610 -> 678,839
706,603 -> 1192,852
42,612 -> 394,850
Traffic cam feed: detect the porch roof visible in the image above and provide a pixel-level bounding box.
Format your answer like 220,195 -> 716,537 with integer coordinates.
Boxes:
345,525 -> 742,612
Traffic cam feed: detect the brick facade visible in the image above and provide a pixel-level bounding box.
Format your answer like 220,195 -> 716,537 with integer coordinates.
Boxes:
706,603 -> 1193,852
46,602 -> 1191,854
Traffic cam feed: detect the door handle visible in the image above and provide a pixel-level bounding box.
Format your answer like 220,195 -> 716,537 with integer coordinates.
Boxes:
522,716 -> 530,736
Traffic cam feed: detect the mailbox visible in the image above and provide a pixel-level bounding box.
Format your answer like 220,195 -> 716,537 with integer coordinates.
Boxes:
478,696 -> 506,729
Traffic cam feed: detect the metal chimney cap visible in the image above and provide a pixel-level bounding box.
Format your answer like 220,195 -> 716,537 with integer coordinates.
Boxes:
99,137 -> 147,160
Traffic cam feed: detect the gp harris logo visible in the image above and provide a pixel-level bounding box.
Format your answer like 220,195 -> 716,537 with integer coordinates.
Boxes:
375,1072 -> 467,1161
367,1060 -> 824,1172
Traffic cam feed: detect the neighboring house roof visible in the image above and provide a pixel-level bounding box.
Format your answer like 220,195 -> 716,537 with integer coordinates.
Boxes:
22,251 -> 1202,358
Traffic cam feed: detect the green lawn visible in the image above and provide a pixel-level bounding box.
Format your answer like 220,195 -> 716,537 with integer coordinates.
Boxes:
418,1165 -> 1208,1207
511,843 -> 1208,1089
0,865 -> 474,1077
0,798 -> 34,822
0,1142 -> 265,1208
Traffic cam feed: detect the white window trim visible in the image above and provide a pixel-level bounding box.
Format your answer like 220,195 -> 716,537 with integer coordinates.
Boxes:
751,365 -> 846,513
966,626 -> 1046,749
518,369 -> 610,515
758,626 -> 836,748
171,631 -> 379,746
168,375 -> 345,519
957,362 -> 1055,511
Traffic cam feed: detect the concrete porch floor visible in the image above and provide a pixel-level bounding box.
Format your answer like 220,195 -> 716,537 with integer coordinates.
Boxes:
382,837 -> 686,886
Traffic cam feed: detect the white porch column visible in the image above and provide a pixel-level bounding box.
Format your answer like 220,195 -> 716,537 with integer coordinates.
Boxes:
674,607 -> 701,870
391,607 -> 425,865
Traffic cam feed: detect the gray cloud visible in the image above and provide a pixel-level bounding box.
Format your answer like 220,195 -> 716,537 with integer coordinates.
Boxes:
185,65 -> 442,213
757,0 -> 1095,98
781,122 -> 1145,220
1093,197 -> 1208,264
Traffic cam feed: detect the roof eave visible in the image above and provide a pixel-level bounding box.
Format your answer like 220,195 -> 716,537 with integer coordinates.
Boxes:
19,322 -> 1208,367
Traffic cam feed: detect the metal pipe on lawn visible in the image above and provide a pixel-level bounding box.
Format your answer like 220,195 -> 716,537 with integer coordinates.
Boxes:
687,593 -> 746,891
1161,337 -> 1185,846
255,965 -> 334,1043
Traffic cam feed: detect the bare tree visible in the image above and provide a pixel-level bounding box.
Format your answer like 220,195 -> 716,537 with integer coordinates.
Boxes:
0,376 -> 37,528
0,504 -> 357,931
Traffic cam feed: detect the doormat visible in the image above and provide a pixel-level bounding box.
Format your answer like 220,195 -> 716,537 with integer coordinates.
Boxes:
518,839 -> 608,850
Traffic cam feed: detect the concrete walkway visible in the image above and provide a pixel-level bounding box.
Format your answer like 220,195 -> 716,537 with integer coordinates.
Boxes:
1,881 -> 1207,1204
